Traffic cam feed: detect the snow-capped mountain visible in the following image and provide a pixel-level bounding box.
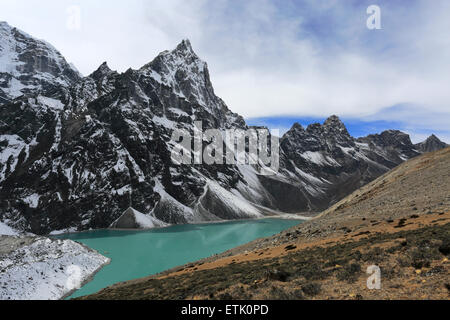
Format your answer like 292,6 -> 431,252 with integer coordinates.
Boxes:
274,121 -> 422,212
414,134 -> 448,153
0,23 -> 446,235
0,21 -> 80,103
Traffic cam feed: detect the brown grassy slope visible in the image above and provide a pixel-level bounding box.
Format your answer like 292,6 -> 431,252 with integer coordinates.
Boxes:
81,148 -> 450,300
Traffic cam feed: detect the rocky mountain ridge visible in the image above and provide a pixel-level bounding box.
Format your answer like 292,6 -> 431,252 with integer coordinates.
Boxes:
0,21 -> 80,103
0,22 -> 447,235
414,134 -> 448,153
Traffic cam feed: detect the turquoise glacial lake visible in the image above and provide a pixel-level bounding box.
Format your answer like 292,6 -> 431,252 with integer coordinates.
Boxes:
54,218 -> 302,299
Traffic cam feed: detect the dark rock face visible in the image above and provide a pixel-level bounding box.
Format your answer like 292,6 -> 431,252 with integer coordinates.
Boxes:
358,130 -> 420,161
0,23 -> 432,235
277,120 -> 422,212
415,135 -> 448,153
0,22 -> 80,103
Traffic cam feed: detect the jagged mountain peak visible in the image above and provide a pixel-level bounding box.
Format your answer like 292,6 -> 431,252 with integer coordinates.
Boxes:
174,39 -> 195,55
291,122 -> 305,132
0,21 -> 24,39
97,61 -> 112,72
422,134 -> 443,145
0,21 -> 81,101
158,38 -> 207,73
89,61 -> 115,80
139,39 -> 221,110
415,134 -> 448,153
363,129 -> 411,141
167,39 -> 201,64
380,129 -> 412,140
0,21 -> 13,32
0,22 -> 10,34
302,116 -> 350,138
323,115 -> 344,127
142,39 -> 204,71
281,122 -> 305,144
427,134 -> 441,142
323,115 -> 350,135
357,130 -> 420,160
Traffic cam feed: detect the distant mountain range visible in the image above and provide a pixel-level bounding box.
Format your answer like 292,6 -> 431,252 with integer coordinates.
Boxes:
0,22 -> 447,235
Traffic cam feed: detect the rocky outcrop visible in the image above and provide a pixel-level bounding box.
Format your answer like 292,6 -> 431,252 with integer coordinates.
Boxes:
110,207 -> 167,229
275,119 -> 422,212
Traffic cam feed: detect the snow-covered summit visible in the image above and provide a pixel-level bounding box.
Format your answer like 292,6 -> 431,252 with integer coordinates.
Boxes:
89,61 -> 115,80
323,115 -> 350,136
0,21 -> 80,101
174,39 -> 196,55
140,39 -> 219,110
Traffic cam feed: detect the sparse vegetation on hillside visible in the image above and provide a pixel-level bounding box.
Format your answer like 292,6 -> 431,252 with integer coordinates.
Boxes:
80,222 -> 450,300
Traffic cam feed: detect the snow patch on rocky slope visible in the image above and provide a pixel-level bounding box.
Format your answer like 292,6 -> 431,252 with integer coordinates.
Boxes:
0,222 -> 18,236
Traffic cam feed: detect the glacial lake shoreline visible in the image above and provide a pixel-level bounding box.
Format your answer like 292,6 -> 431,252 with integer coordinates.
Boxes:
50,213 -> 312,237
54,218 -> 304,299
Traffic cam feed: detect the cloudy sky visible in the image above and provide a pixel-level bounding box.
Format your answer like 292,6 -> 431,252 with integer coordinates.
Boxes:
1,0 -> 449,142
